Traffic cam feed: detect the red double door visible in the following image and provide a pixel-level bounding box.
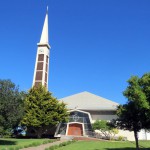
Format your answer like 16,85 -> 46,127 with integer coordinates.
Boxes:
68,123 -> 83,136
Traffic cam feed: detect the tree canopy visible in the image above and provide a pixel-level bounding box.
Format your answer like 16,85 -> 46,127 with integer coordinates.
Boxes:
21,84 -> 69,138
92,120 -> 118,140
114,73 -> 150,150
0,79 -> 25,136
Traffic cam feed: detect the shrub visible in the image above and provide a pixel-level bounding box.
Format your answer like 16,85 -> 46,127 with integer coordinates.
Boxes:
118,136 -> 124,141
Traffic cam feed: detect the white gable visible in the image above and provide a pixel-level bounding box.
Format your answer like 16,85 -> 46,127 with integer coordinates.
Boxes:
59,91 -> 119,111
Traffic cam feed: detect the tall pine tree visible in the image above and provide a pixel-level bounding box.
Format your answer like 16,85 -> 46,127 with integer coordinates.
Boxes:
22,85 -> 69,138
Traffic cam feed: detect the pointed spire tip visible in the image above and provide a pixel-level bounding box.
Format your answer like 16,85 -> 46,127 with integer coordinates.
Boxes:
38,6 -> 50,48
47,6 -> 48,13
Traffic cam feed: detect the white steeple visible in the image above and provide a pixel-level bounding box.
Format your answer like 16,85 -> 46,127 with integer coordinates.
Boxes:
38,6 -> 50,48
32,7 -> 51,89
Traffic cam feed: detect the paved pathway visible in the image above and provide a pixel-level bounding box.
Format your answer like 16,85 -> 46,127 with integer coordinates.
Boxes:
21,140 -> 66,150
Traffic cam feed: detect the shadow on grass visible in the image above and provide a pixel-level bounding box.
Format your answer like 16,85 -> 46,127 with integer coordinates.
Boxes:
0,139 -> 17,145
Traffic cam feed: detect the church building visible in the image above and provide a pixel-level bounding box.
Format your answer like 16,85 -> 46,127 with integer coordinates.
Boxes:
55,91 -> 118,137
32,8 -> 150,141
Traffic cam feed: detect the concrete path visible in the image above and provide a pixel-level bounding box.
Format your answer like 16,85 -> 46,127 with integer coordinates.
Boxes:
21,140 -> 66,150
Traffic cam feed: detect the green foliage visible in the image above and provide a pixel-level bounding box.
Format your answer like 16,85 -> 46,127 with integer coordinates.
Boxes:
0,79 -> 25,137
22,84 -> 69,138
93,120 -> 110,130
92,120 -> 118,139
123,76 -> 149,109
123,74 -> 150,128
115,102 -> 143,132
111,128 -> 119,135
117,136 -> 124,141
114,73 -> 150,150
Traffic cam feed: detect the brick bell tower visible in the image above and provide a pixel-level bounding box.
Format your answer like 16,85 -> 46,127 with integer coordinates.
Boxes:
32,7 -> 50,89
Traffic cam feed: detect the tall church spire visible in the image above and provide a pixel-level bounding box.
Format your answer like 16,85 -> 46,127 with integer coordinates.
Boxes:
32,7 -> 50,89
38,6 -> 50,48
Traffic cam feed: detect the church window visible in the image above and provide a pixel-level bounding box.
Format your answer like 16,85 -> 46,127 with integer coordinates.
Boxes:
37,62 -> 43,70
35,71 -> 43,80
38,54 -> 44,61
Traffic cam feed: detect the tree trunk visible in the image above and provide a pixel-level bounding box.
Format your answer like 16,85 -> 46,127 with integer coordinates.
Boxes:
37,128 -> 42,138
134,130 -> 139,150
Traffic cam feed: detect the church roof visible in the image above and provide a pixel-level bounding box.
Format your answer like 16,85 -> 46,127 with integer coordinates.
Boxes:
59,91 -> 119,111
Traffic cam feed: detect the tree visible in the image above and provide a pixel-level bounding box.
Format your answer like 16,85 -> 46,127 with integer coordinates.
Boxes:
114,73 -> 150,150
0,79 -> 25,137
92,120 -> 118,140
115,102 -> 143,149
21,84 -> 69,138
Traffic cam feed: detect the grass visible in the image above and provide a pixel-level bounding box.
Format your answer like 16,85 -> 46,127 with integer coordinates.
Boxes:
55,141 -> 150,150
0,139 -> 150,150
45,140 -> 76,150
0,138 -> 56,149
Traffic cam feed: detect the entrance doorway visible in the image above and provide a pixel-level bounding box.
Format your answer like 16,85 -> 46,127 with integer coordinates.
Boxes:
67,123 -> 83,136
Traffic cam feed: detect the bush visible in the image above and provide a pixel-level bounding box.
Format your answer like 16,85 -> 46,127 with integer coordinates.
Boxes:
118,136 -> 124,141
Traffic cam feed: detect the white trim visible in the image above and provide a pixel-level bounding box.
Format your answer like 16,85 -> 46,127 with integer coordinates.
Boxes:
68,109 -> 92,124
54,109 -> 92,137
54,123 -> 61,138
32,48 -> 39,87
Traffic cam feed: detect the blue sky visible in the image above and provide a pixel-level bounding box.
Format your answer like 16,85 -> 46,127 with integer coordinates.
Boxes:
0,0 -> 150,104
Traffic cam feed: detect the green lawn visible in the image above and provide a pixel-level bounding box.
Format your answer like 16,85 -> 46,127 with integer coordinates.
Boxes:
1,139 -> 150,150
56,141 -> 150,150
0,138 -> 55,149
